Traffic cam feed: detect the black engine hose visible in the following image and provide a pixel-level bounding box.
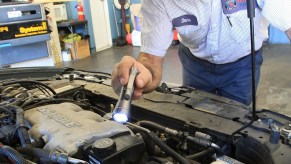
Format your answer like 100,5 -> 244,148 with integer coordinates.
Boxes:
148,131 -> 191,164
10,105 -> 32,147
139,131 -> 160,155
127,122 -> 192,164
20,97 -> 52,108
16,147 -> 79,164
0,144 -> 27,164
0,106 -> 15,118
185,147 -> 214,160
138,120 -> 181,137
9,98 -> 25,106
138,121 -> 167,132
31,138 -> 46,148
16,127 -> 32,148
16,147 -> 50,159
3,80 -> 57,96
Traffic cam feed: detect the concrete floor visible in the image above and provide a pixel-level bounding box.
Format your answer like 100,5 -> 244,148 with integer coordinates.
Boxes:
56,44 -> 291,117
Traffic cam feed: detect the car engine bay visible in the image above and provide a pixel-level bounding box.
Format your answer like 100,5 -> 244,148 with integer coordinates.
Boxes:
0,67 -> 290,164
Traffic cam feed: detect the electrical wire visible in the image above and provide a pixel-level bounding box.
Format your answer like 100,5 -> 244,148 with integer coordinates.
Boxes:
22,98 -> 78,110
20,97 -> 52,108
33,85 -> 51,97
2,80 -> 57,96
22,98 -> 106,115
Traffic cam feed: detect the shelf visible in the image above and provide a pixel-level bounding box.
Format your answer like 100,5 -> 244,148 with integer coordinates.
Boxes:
57,20 -> 87,27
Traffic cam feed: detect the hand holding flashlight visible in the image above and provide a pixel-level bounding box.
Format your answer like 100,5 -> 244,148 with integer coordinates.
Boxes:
112,67 -> 139,123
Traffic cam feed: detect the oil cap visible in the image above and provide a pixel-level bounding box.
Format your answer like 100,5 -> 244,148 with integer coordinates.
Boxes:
92,138 -> 116,157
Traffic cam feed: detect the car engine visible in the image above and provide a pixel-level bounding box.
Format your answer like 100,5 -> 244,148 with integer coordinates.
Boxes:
0,67 -> 290,164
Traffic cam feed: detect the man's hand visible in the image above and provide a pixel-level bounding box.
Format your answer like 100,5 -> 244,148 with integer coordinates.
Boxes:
286,28 -> 291,41
111,53 -> 164,99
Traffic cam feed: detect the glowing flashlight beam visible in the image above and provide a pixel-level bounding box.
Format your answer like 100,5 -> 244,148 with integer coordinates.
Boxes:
112,67 -> 138,123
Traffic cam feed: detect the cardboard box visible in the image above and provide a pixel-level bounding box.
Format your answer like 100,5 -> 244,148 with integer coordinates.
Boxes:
65,39 -> 90,60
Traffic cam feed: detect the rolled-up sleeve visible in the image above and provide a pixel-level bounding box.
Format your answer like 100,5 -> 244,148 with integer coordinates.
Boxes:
140,0 -> 173,57
260,0 -> 291,31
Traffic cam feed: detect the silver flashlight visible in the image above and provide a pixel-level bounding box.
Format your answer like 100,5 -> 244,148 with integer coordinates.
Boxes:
112,67 -> 139,123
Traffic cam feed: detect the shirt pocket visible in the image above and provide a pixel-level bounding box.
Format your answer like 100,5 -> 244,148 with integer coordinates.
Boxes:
175,25 -> 207,49
222,12 -> 250,43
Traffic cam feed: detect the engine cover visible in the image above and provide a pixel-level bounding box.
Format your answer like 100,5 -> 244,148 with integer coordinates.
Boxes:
24,103 -> 132,155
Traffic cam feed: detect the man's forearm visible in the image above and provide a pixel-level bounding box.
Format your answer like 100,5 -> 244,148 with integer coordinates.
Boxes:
286,28 -> 291,41
138,52 -> 164,93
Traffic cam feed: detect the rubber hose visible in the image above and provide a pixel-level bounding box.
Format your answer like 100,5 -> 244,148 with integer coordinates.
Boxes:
138,121 -> 167,132
0,106 -> 14,118
148,132 -> 191,164
17,147 -> 73,164
10,98 -> 24,106
32,139 -> 46,148
17,128 -> 32,148
0,145 -> 27,164
17,147 -> 50,159
21,97 -> 51,108
139,131 -> 160,155
186,147 -> 214,160
11,105 -> 32,147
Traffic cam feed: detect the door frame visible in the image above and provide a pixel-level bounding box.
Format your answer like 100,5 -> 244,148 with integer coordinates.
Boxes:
89,0 -> 112,52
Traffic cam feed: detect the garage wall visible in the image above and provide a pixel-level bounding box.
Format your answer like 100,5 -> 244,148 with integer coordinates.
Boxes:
66,0 -> 141,50
268,25 -> 290,44
107,0 -> 141,39
66,1 -> 93,49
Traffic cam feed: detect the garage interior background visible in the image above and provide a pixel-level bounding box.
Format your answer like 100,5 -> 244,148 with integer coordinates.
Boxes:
66,0 -> 142,52
1,0 -> 289,67
58,0 -> 291,117
65,0 -> 290,50
0,0 -> 290,115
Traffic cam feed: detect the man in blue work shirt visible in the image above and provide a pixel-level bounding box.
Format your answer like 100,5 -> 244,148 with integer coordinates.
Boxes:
111,0 -> 291,105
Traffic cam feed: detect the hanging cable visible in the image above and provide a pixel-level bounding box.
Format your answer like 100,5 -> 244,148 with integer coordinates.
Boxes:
231,0 -> 257,143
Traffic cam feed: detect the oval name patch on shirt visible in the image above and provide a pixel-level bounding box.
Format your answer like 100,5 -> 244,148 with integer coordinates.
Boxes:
222,0 -> 247,14
172,15 -> 198,27
221,0 -> 258,14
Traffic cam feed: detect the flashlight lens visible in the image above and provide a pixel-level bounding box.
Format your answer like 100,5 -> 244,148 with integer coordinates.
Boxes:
113,113 -> 128,123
